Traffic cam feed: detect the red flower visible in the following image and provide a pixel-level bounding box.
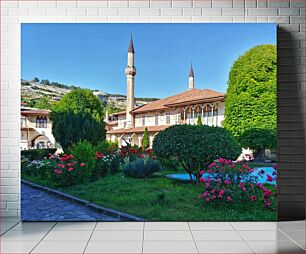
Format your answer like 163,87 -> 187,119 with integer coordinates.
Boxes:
68,167 -> 73,172
226,196 -> 232,202
54,169 -> 62,174
80,163 -> 86,167
199,178 -> 205,183
200,170 -> 205,175
266,174 -> 273,182
224,180 -> 230,185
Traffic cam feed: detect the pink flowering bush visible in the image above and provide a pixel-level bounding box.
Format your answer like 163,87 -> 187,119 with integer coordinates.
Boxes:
49,153 -> 88,186
198,158 -> 277,209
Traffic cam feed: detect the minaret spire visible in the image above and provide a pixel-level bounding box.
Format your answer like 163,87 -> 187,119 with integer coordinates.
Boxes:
188,63 -> 195,90
128,34 -> 135,53
125,35 -> 136,128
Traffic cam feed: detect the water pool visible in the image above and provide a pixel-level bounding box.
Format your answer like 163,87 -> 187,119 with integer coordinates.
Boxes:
166,167 -> 276,184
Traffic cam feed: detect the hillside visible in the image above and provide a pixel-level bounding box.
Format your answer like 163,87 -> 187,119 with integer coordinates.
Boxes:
21,79 -> 158,110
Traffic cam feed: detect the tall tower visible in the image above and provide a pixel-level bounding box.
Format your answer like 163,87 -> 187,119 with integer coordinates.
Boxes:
125,35 -> 136,128
188,64 -> 195,90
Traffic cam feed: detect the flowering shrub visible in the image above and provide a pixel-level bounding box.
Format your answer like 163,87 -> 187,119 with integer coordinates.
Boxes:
198,158 -> 277,209
67,141 -> 96,176
119,147 -> 155,162
21,157 -> 53,179
95,150 -> 123,177
21,153 -> 88,187
49,153 -> 88,186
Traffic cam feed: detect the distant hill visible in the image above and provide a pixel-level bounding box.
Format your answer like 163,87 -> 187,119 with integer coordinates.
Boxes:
21,79 -> 159,110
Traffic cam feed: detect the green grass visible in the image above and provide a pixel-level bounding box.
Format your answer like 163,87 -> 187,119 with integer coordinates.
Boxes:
23,171 -> 276,221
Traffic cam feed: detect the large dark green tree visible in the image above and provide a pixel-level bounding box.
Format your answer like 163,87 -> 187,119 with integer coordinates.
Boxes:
223,44 -> 277,161
52,112 -> 106,150
153,125 -> 241,184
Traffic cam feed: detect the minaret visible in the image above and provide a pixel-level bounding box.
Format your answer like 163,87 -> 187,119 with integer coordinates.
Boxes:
125,35 -> 136,128
188,64 -> 195,90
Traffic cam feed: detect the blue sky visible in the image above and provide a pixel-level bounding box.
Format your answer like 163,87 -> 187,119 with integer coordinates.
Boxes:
22,23 -> 276,98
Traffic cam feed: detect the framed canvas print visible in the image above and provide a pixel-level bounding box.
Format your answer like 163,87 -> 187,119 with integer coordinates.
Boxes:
21,23 -> 277,221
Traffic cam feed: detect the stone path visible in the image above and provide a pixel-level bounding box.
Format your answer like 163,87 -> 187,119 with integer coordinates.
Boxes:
21,183 -> 120,221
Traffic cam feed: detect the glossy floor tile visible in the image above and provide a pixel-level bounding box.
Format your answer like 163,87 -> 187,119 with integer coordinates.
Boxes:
0,218 -> 304,253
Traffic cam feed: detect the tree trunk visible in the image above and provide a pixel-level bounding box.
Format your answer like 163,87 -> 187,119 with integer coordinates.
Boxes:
254,148 -> 266,162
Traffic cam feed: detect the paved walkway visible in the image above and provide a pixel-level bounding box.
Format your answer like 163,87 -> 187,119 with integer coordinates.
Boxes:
21,183 -> 120,221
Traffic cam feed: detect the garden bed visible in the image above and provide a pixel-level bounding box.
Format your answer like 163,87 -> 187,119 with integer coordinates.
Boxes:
22,172 -> 276,221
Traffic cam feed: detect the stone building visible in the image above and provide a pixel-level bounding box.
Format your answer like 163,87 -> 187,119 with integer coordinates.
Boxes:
106,37 -> 225,147
20,107 -> 56,150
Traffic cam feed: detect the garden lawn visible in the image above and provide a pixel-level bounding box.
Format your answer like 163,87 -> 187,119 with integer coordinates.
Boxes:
23,172 -> 276,221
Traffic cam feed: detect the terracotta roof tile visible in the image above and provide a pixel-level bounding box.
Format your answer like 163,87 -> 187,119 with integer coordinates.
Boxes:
131,89 -> 224,113
107,125 -> 169,134
109,110 -> 126,117
21,109 -> 51,116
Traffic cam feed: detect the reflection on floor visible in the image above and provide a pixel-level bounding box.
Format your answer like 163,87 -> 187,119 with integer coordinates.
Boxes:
1,218 -> 305,253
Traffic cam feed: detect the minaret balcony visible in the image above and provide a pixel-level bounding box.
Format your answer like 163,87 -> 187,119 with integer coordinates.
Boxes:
125,66 -> 136,76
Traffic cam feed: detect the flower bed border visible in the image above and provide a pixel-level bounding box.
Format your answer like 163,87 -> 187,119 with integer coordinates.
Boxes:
21,179 -> 145,222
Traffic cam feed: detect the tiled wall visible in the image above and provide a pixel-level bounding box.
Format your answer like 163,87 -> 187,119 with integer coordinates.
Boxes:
1,0 -> 305,220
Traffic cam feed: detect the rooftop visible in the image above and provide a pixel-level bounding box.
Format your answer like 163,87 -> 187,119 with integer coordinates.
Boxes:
131,89 -> 224,113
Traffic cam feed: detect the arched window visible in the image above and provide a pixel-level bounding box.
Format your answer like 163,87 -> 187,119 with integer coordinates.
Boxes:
43,116 -> 47,128
36,116 -> 41,128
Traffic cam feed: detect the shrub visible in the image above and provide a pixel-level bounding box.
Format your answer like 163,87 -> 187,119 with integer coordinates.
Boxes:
50,153 -> 89,186
198,159 -> 277,209
96,150 -> 123,176
21,148 -> 57,161
67,141 -> 96,179
21,158 -> 52,179
158,157 -> 180,171
123,158 -> 161,178
153,124 -> 242,184
95,140 -> 118,155
22,153 -> 89,187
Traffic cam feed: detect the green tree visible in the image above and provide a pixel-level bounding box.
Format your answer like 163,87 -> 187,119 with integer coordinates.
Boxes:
223,44 -> 276,161
33,77 -> 39,83
197,116 -> 202,125
238,128 -> 276,162
53,88 -> 104,119
34,96 -> 53,110
40,79 -> 50,85
52,89 -> 105,150
52,112 -> 106,151
153,125 -> 241,184
224,44 -> 276,138
142,127 -> 150,149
